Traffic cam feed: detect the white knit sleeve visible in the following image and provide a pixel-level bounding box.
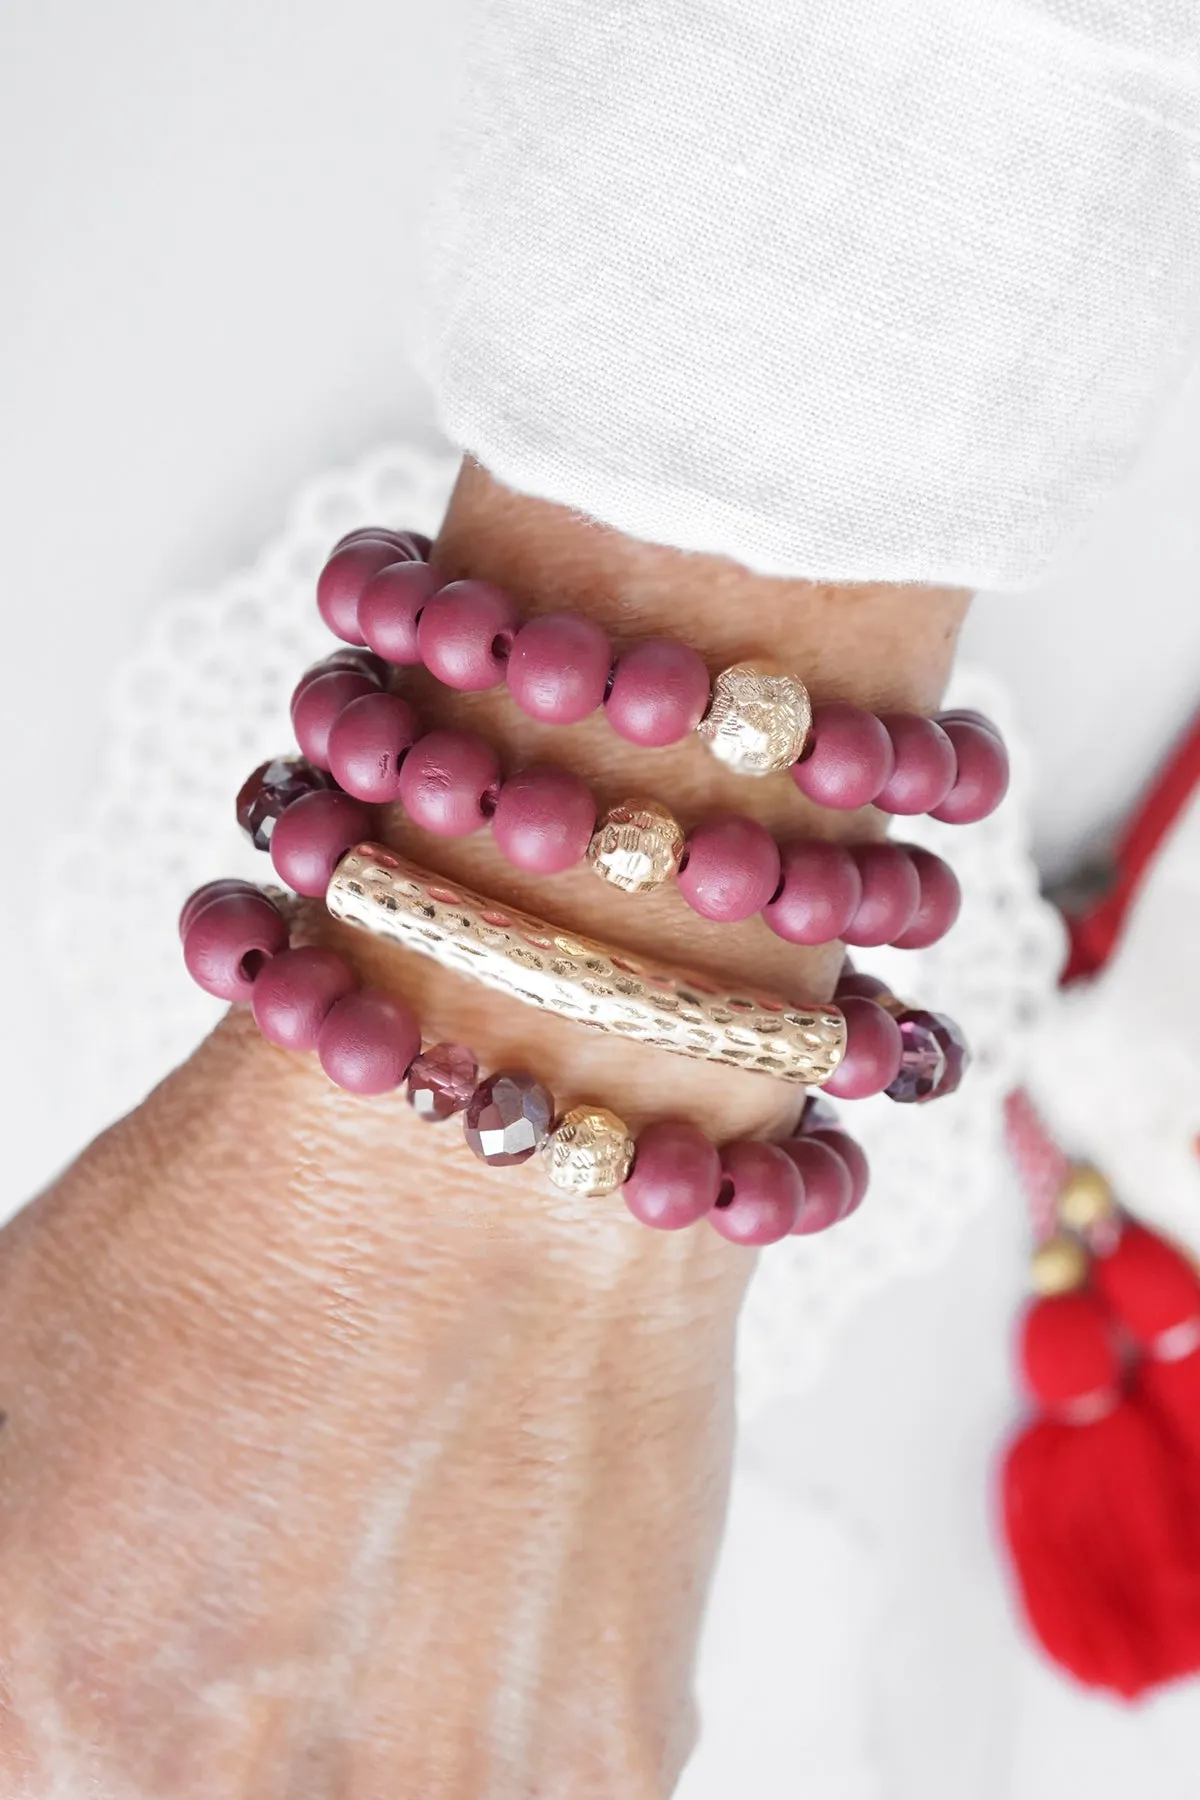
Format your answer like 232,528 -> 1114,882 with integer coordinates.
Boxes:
413,0 -> 1200,591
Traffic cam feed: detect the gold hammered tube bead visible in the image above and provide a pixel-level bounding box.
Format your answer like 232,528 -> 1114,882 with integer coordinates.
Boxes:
325,844 -> 847,1085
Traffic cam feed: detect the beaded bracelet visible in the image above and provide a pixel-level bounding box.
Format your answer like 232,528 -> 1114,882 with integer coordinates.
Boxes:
178,876 -> 871,1245
260,649 -> 963,952
315,528 -> 1009,823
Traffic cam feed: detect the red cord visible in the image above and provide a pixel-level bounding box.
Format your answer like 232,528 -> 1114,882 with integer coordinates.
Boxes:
1063,709 -> 1200,984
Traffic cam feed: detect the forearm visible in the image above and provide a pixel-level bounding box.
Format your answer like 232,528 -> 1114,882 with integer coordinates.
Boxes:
0,463 -> 969,1797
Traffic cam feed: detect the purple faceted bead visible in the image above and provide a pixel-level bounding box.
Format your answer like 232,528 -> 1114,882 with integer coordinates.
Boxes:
799,1093 -> 840,1136
407,1043 -> 480,1122
463,1072 -> 554,1167
885,1009 -> 969,1104
236,756 -> 333,851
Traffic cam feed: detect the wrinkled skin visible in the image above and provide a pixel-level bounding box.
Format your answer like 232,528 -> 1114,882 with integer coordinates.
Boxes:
0,461 -> 967,1798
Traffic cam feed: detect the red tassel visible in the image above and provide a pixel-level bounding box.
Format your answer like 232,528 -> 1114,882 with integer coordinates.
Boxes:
1002,1289 -> 1200,1697
1092,1223 -> 1200,1490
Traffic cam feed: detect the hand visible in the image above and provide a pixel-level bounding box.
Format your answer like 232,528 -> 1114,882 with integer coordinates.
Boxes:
0,460 -> 968,1797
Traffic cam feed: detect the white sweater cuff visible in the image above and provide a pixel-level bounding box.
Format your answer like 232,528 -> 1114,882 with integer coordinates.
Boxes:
415,0 -> 1200,591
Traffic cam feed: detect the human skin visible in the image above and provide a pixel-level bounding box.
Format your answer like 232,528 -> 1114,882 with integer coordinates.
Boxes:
0,460 -> 968,1798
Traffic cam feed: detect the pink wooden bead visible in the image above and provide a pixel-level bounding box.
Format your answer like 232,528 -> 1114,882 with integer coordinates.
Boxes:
293,648 -> 388,695
823,996 -> 903,1099
835,969 -> 892,1004
791,703 -> 894,809
251,945 -> 357,1051
930,717 -> 1010,824
762,841 -> 862,945
417,580 -> 519,691
807,1129 -> 869,1215
709,1141 -> 803,1245
891,847 -> 962,950
507,613 -> 612,724
183,890 -> 288,1003
782,1137 -> 854,1235
677,815 -> 782,923
842,843 -> 920,947
269,789 -> 372,896
291,668 -> 380,770
317,539 -> 404,644
327,691 -> 421,803
317,989 -> 421,1094
491,764 -> 596,873
604,638 -> 711,747
397,729 -> 502,836
875,715 -> 956,816
358,562 -> 439,665
331,526 -> 425,557
622,1121 -> 722,1230
178,878 -> 259,941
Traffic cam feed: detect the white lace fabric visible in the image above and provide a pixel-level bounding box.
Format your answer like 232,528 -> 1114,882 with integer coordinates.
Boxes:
41,443 -> 1064,1410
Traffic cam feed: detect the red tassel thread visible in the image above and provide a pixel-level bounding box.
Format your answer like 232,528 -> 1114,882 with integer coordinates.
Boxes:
1092,1223 -> 1200,1500
1002,1288 -> 1200,1697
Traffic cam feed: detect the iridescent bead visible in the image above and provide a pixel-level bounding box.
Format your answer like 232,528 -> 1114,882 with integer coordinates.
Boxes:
406,1043 -> 480,1122
885,1009 -> 969,1104
464,1072 -> 554,1167
236,756 -> 333,850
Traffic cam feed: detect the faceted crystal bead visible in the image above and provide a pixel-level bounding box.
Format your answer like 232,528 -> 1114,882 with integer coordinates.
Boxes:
237,756 -> 333,851
884,1009 -> 968,1104
463,1072 -> 554,1167
799,1093 -> 840,1136
406,1043 -> 480,1123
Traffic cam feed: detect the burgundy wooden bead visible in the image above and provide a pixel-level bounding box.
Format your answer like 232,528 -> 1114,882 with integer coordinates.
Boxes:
269,789 -> 372,896
807,1128 -> 869,1214
762,841 -> 862,945
709,1141 -> 803,1245
317,989 -> 421,1094
357,562 -> 439,665
676,815 -> 782,923
875,714 -> 957,816
251,945 -> 358,1051
622,1121 -> 722,1230
823,996 -> 903,1099
842,843 -> 921,947
178,878 -> 259,941
317,539 -> 406,644
331,526 -> 425,557
782,1137 -> 855,1235
491,764 -> 596,873
327,691 -> 421,803
507,613 -> 613,724
604,638 -> 711,747
890,846 -> 962,950
183,890 -> 288,1003
291,668 -> 380,770
807,1129 -> 869,1217
930,717 -> 1010,824
791,703 -> 894,810
397,729 -> 502,836
292,652 -> 385,711
835,970 -> 893,1004
417,580 -> 519,691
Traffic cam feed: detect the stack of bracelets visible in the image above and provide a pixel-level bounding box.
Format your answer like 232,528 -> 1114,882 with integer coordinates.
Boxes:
180,526 -> 1009,1248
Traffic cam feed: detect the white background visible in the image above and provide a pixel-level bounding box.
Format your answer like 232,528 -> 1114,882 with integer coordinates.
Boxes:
3,4 -> 1200,1794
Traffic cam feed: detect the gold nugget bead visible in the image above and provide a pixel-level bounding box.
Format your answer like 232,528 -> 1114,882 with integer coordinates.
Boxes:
1030,1231 -> 1090,1297
695,661 -> 813,776
586,799 -> 685,893
1058,1163 -> 1116,1234
543,1105 -> 636,1197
